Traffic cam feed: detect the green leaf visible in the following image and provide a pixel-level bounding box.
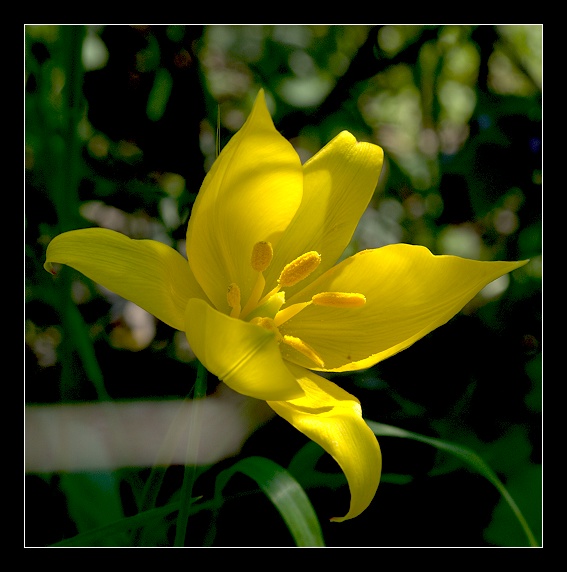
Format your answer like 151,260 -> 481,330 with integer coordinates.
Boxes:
484,464 -> 542,547
288,440 -> 411,488
287,440 -> 345,490
147,67 -> 173,122
58,472 -> 127,547
367,420 -> 539,547
174,361 -> 208,547
214,456 -> 325,547
51,503 -> 180,547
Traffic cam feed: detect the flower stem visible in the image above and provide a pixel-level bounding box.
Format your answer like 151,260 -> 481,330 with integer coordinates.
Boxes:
174,361 -> 208,546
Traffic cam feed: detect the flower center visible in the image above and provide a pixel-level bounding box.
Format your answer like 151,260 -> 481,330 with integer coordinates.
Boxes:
226,241 -> 366,369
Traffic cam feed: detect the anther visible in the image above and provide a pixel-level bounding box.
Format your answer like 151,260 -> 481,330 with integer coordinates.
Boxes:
250,316 -> 282,341
227,283 -> 241,318
282,335 -> 325,368
311,292 -> 366,308
278,252 -> 321,287
251,241 -> 273,272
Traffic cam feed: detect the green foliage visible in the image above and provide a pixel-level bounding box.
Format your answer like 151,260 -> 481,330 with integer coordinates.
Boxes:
209,457 -> 325,547
58,472 -> 128,547
25,24 -> 541,547
368,421 -> 539,547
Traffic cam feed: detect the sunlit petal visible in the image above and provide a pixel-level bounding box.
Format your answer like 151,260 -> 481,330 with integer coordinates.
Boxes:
265,131 -> 384,297
184,298 -> 304,401
281,244 -> 528,371
186,90 -> 303,313
44,228 -> 206,331
267,363 -> 381,522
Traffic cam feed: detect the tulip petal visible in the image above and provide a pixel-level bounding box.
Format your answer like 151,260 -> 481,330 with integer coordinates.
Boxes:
267,363 -> 381,522
44,228 -> 206,331
184,298 -> 304,401
186,90 -> 303,313
264,131 -> 384,297
280,244 -> 528,371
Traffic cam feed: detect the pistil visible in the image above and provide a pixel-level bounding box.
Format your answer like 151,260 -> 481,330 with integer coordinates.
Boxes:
236,246 -> 366,373
250,316 -> 282,340
255,250 -> 323,309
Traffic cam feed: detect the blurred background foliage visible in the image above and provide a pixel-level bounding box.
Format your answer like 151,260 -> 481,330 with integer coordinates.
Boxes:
25,24 -> 542,547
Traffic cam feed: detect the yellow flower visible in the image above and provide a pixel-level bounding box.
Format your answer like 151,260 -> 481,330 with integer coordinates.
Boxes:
44,89 -> 527,522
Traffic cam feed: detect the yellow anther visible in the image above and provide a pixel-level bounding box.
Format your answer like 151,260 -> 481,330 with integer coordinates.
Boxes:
251,316 -> 282,341
251,241 -> 273,272
282,335 -> 325,368
227,283 -> 241,317
278,251 -> 321,287
311,292 -> 366,308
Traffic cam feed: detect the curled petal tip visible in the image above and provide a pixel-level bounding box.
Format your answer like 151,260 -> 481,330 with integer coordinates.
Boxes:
329,516 -> 346,523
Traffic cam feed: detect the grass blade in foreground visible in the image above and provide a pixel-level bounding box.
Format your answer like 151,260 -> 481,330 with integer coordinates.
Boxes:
174,361 -> 208,546
50,503 -> 180,547
213,456 -> 325,547
367,420 -> 538,547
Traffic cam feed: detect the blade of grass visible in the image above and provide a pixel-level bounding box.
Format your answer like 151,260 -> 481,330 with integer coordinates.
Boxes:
173,360 -> 208,546
51,495 -> 215,547
51,502 -> 179,547
59,276 -> 110,401
212,456 -> 325,547
367,420 -> 538,547
35,25 -> 109,400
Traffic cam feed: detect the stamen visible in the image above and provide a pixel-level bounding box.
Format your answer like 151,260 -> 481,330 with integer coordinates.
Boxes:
226,283 -> 241,318
274,301 -> 311,327
251,241 -> 273,272
278,252 -> 321,287
282,335 -> 325,368
250,316 -> 282,341
240,272 -> 266,319
311,292 -> 366,308
241,241 -> 274,318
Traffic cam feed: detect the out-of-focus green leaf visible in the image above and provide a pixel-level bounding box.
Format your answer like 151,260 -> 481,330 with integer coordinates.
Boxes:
484,464 -> 542,547
51,502 -> 180,547
367,420 -> 538,547
147,67 -> 173,122
288,440 -> 345,490
58,472 -> 127,547
525,353 -> 542,412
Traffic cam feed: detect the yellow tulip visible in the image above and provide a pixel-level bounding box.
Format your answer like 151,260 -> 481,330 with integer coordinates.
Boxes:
44,89 -> 527,522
